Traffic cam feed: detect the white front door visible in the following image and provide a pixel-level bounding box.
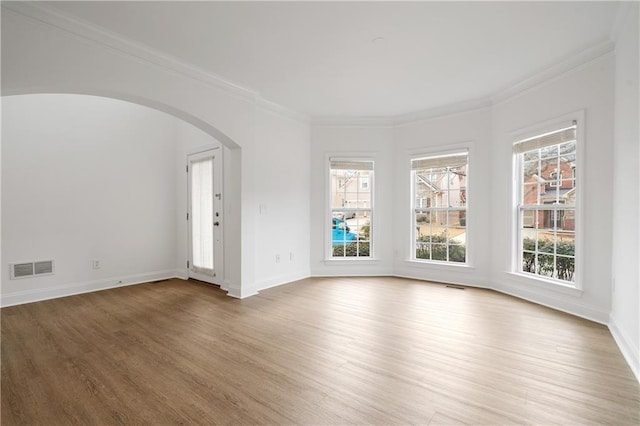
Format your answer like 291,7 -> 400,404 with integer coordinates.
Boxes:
187,149 -> 223,285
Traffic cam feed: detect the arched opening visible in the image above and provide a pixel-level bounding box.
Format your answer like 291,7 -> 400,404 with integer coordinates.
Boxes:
1,93 -> 242,305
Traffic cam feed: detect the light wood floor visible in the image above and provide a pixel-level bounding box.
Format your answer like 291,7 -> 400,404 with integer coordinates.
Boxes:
2,277 -> 638,425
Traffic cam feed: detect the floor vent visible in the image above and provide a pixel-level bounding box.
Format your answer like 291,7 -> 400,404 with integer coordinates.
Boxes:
10,260 -> 55,279
446,285 -> 465,290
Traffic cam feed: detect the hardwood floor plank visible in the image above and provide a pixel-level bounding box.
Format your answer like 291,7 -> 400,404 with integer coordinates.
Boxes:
2,277 -> 638,425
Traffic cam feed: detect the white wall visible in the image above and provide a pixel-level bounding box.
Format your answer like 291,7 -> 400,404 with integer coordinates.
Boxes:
310,125 -> 395,276
1,5 -> 313,298
610,3 -> 639,380
253,108 -> 311,292
309,54 -> 616,327
2,94 -> 180,305
1,5 -> 250,295
392,108 -> 493,287
490,54 -> 615,323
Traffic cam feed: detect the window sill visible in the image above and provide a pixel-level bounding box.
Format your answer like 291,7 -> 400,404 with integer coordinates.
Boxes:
403,259 -> 475,272
324,258 -> 381,265
506,271 -> 583,296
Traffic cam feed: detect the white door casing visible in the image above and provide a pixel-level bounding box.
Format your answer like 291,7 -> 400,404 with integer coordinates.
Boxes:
187,149 -> 223,285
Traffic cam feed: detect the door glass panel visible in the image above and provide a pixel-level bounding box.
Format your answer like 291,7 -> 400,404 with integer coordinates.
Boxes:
191,158 -> 214,271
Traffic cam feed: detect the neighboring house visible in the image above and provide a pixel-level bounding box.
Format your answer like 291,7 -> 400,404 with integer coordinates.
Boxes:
330,170 -> 372,216
522,154 -> 576,231
415,167 -> 467,227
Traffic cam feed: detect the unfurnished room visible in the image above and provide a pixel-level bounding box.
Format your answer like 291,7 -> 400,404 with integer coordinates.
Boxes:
1,1 -> 639,424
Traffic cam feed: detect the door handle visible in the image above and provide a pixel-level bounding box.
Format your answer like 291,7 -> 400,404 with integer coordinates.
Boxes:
214,221 -> 220,226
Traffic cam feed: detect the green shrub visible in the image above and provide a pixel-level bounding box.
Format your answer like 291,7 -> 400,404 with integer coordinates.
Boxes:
333,241 -> 370,257
416,233 -> 465,262
360,222 -> 370,240
522,238 -> 575,281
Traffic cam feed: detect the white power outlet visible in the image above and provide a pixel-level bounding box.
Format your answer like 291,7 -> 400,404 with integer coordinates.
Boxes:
275,254 -> 280,263
92,260 -> 101,269
290,252 -> 294,261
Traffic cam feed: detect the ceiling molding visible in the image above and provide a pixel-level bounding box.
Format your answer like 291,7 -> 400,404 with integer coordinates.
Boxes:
490,38 -> 615,105
311,116 -> 396,128
392,97 -> 492,126
4,1 -> 315,124
256,97 -> 310,124
315,38 -> 615,127
3,2 -> 619,128
2,2 -> 261,102
312,96 -> 491,127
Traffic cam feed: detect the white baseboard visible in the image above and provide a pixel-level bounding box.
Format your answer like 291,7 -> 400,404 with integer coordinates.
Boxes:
225,270 -> 312,299
493,280 -> 609,325
174,269 -> 189,280
393,273 -> 487,289
609,315 -> 640,382
1,269 -> 182,307
226,286 -> 258,299
255,270 -> 311,292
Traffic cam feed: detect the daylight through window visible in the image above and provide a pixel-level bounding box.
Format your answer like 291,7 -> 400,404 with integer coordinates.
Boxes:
411,152 -> 468,263
515,124 -> 577,283
329,160 -> 373,258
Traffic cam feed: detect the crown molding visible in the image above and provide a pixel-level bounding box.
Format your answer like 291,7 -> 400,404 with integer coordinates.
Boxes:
2,2 -> 261,102
2,2 -> 621,128
313,38 -> 615,127
5,1 -> 313,124
393,96 -> 492,126
256,97 -> 310,123
311,115 -> 396,127
312,96 -> 491,127
491,38 -> 615,105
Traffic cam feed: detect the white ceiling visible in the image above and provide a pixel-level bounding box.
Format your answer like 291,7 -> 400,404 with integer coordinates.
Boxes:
47,1 -> 620,118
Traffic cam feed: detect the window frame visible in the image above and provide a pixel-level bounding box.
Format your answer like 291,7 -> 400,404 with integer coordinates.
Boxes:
326,156 -> 375,260
410,149 -> 470,265
512,113 -> 583,289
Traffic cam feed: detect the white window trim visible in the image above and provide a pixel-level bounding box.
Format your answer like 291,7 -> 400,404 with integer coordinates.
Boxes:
408,145 -> 472,267
511,111 -> 584,290
325,153 -> 377,261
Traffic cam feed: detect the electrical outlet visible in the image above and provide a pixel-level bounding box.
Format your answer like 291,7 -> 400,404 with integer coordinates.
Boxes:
290,252 -> 294,261
275,254 -> 280,263
92,260 -> 101,269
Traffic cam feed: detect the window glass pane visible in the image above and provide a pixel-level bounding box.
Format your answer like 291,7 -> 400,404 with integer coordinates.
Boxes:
522,183 -> 543,205
412,153 -> 468,264
522,251 -> 535,273
448,245 -> 465,263
540,145 -> 558,159
517,125 -> 578,283
537,231 -> 554,253
416,241 -> 430,260
537,254 -> 554,277
330,161 -> 373,258
556,255 -> 575,282
191,158 -> 214,271
432,244 -> 447,261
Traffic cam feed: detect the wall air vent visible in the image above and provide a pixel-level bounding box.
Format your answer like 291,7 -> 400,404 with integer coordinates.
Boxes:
10,260 -> 55,279
34,260 -> 54,275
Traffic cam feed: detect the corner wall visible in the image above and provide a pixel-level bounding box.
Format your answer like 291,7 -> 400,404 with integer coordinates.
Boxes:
252,108 -> 311,292
610,3 -> 639,380
392,108 -> 493,287
310,125 -> 395,276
